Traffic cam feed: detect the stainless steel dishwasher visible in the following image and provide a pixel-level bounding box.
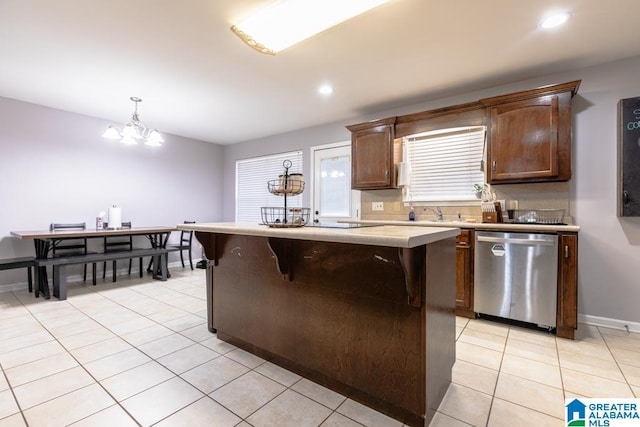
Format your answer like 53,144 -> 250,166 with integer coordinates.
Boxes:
474,231 -> 558,328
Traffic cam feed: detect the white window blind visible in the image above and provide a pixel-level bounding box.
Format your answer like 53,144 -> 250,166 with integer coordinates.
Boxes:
404,126 -> 485,202
236,151 -> 303,223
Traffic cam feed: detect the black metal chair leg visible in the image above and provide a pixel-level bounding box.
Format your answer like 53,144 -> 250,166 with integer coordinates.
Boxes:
28,266 -> 33,292
188,249 -> 193,270
180,249 -> 185,268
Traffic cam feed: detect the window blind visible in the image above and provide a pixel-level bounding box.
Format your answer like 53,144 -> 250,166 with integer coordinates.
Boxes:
236,151 -> 303,223
404,126 -> 485,202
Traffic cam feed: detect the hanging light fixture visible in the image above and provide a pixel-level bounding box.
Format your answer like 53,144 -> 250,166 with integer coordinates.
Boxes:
102,97 -> 164,146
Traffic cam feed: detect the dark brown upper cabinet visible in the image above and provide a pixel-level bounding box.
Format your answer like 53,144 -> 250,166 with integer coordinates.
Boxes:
346,81 -> 580,189
347,117 -> 400,190
480,81 -> 580,184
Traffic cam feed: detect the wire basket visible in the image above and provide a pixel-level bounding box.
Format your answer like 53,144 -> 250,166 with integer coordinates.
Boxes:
512,209 -> 565,224
261,207 -> 310,227
267,175 -> 304,196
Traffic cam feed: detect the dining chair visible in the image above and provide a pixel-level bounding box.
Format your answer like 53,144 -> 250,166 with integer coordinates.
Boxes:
170,220 -> 195,270
102,221 -> 142,281
50,222 -> 96,285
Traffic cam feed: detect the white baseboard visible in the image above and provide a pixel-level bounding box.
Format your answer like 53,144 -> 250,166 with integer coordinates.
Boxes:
579,313 -> 640,334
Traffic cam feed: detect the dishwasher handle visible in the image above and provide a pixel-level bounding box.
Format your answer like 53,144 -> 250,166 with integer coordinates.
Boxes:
477,235 -> 555,246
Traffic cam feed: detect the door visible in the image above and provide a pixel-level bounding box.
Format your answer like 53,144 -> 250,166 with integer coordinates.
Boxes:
311,143 -> 361,224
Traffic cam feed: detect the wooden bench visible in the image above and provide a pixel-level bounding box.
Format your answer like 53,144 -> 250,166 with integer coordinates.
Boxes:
34,247 -> 177,300
0,257 -> 35,291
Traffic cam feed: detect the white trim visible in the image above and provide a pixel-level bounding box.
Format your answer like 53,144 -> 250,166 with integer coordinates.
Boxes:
309,140 -> 351,151
579,313 -> 640,333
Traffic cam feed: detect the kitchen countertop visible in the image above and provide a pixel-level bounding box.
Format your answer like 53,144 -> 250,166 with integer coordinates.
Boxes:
177,222 -> 460,248
338,219 -> 580,233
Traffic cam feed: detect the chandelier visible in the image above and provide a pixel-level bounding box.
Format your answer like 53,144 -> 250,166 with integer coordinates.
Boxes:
102,97 -> 164,146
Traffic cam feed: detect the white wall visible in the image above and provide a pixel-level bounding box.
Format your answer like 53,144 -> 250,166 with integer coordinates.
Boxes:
0,96 -> 224,289
221,56 -> 640,326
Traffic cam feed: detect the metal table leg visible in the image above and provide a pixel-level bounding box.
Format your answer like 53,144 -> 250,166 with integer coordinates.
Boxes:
33,239 -> 50,299
146,232 -> 172,279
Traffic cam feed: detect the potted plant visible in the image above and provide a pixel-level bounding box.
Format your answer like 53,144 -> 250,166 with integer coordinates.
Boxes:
473,183 -> 487,199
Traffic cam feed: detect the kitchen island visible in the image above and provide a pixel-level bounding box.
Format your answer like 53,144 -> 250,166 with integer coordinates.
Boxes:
178,222 -> 460,426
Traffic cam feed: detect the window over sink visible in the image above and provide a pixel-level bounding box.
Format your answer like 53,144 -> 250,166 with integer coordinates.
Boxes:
404,126 -> 485,204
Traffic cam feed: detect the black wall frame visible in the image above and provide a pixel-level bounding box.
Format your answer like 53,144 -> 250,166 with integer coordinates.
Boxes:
618,96 -> 640,217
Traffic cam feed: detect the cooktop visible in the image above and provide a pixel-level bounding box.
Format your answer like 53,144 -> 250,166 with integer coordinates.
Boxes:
307,222 -> 380,229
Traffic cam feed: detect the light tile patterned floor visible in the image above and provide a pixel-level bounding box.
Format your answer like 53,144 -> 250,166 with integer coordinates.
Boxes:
0,268 -> 639,426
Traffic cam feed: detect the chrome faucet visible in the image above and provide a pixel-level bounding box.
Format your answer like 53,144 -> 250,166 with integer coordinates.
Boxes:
423,206 -> 443,221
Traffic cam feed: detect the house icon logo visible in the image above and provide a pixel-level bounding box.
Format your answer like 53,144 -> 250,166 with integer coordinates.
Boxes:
566,399 -> 586,426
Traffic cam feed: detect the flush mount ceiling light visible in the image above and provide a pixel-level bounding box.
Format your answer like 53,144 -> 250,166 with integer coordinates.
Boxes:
102,97 -> 164,146
540,11 -> 571,29
231,0 -> 392,55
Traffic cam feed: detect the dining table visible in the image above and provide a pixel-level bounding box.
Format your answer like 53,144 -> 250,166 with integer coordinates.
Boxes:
10,226 -> 177,299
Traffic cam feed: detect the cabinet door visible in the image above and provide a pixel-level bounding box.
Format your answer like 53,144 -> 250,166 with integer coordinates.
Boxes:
455,229 -> 475,318
488,95 -> 561,182
350,122 -> 396,189
557,232 -> 578,339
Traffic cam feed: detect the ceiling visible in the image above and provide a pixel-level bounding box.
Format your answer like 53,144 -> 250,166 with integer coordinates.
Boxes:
1,0 -> 640,145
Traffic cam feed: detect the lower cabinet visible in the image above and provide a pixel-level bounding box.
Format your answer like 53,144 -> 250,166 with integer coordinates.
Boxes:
557,232 -> 578,339
455,229 -> 475,319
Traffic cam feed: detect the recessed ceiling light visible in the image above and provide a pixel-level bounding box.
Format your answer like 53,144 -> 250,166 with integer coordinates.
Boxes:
318,85 -> 334,95
540,12 -> 571,29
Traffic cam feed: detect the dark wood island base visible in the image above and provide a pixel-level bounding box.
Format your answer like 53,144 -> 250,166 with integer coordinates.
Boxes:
190,225 -> 458,427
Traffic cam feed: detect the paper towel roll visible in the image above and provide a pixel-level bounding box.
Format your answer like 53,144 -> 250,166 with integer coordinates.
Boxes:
397,162 -> 412,186
108,206 -> 122,229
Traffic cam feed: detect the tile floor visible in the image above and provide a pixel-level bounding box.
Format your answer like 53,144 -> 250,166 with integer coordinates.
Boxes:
1,268 -> 639,427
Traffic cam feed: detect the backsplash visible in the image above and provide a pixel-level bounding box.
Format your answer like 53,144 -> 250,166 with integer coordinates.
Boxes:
360,182 -> 572,223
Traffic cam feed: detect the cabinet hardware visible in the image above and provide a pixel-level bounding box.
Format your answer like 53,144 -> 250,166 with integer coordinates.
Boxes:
564,245 -> 569,258
491,160 -> 496,171
623,190 -> 630,205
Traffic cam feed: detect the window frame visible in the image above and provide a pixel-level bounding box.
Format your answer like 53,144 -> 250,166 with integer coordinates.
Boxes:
403,126 -> 486,205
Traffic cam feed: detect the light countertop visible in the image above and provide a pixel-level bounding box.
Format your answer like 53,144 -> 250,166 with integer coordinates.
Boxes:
338,219 -> 580,233
177,222 -> 460,248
